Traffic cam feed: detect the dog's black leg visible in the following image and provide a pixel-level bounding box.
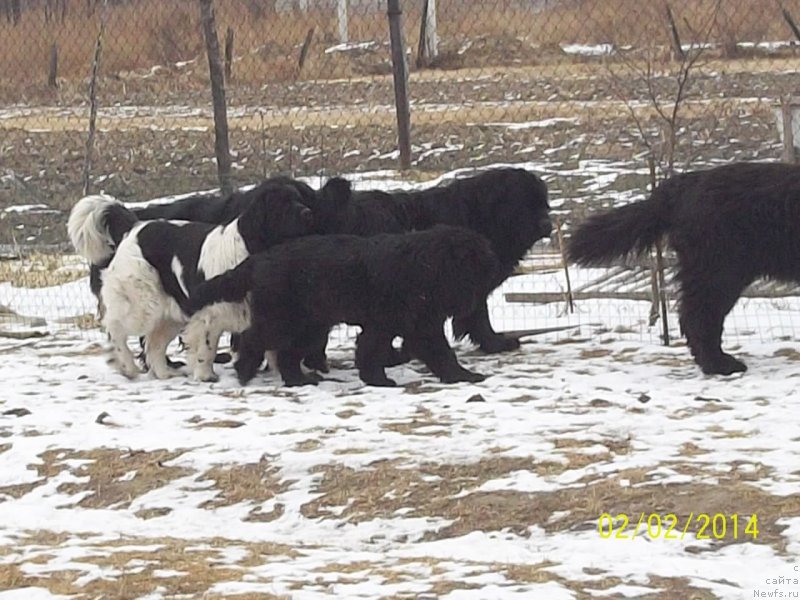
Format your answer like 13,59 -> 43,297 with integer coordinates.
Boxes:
214,352 -> 232,365
677,265 -> 748,376
234,328 -> 268,385
404,328 -> 486,384
355,330 -> 397,387
302,329 -> 331,373
382,340 -> 411,367
278,349 -> 319,386
452,301 -> 520,354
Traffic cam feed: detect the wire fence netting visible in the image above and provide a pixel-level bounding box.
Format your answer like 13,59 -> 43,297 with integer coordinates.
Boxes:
1,0 -> 799,348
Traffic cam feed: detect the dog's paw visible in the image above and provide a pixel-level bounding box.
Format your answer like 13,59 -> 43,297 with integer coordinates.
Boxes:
361,375 -> 397,387
700,353 -> 747,376
152,367 -> 182,380
193,371 -> 220,383
440,370 -> 486,384
478,334 -> 520,354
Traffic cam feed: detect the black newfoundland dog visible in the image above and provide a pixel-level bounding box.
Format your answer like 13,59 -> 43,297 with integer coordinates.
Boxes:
567,162 -> 800,375
301,168 -> 552,368
189,225 -> 501,387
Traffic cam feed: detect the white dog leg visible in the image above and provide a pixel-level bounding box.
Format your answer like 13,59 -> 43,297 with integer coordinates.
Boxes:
145,320 -> 183,379
183,317 -> 221,382
104,319 -> 141,379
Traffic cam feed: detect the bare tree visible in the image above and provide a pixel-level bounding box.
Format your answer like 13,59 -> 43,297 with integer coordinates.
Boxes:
603,0 -> 723,178
600,1 -> 723,340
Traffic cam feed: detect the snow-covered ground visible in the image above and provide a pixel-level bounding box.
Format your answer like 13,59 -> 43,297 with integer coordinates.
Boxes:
1,165 -> 800,598
2,278 -> 800,598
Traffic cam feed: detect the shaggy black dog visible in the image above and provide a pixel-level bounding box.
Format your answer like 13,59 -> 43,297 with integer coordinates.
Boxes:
131,176 -> 335,222
567,161 -> 800,375
300,168 -> 552,369
189,225 -> 501,387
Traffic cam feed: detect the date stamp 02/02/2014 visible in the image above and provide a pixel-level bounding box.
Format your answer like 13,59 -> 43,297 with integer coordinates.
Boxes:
597,512 -> 759,541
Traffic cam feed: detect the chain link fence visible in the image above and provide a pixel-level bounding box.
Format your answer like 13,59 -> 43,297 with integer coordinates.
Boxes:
1,0 -> 799,346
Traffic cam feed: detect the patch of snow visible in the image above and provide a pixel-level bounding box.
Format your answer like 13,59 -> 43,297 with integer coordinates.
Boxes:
561,43 -> 614,56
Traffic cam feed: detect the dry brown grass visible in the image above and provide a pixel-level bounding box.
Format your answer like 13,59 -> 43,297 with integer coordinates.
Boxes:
198,457 -> 292,522
58,448 -> 192,509
381,405 -> 455,437
0,0 -> 795,96
0,447 -> 193,509
0,254 -> 87,289
0,534 -> 296,599
299,456 -> 800,554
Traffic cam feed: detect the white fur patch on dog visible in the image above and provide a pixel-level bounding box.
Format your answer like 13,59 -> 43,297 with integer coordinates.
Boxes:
67,194 -> 120,264
102,224 -> 187,336
198,221 -> 249,279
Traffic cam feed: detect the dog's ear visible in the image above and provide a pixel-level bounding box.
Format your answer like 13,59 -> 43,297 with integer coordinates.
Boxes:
321,177 -> 352,210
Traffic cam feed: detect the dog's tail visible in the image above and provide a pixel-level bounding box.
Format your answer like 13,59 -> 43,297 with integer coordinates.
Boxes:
567,181 -> 675,266
189,258 -> 255,314
67,194 -> 139,264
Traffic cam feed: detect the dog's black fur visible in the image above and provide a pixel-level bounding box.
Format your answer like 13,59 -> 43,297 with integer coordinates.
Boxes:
130,176 -> 339,223
300,168 -> 552,369
567,161 -> 800,375
90,176 -> 349,296
189,225 -> 501,387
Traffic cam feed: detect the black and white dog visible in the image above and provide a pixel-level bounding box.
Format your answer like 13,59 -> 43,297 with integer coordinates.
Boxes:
68,179 -> 346,380
87,176 -> 339,305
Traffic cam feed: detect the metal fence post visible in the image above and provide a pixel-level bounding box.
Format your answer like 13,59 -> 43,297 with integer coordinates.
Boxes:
199,0 -> 233,196
387,0 -> 411,170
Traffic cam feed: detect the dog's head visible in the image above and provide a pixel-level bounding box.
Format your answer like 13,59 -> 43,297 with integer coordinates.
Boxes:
238,181 -> 315,252
518,170 -> 552,241
258,175 -> 352,234
487,169 -> 552,264
299,177 -> 352,233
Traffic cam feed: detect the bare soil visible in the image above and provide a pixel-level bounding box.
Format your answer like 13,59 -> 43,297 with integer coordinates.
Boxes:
0,53 -> 793,250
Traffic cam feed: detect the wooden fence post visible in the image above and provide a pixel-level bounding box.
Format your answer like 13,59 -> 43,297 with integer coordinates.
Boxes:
387,0 -> 411,170
224,26 -> 234,82
199,0 -> 233,197
554,217 -> 574,314
648,155 -> 670,345
48,43 -> 59,88
664,2 -> 684,61
82,4 -> 108,196
417,0 -> 438,67
297,26 -> 315,75
337,0 -> 348,44
782,96 -> 796,164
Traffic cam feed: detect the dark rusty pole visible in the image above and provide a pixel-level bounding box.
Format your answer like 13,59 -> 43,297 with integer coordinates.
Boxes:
199,0 -> 233,196
387,0 -> 411,170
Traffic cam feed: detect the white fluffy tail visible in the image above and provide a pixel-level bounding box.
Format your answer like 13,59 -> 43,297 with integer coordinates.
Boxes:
67,194 -> 129,264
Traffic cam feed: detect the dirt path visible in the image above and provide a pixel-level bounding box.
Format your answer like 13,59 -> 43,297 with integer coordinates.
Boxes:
0,96 -> 770,132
